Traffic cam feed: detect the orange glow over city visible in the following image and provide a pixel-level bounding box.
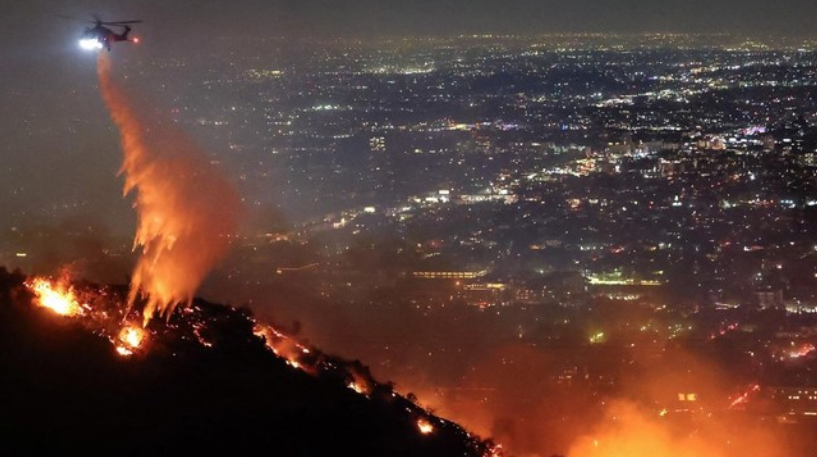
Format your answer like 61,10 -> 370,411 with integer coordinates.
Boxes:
568,401 -> 782,457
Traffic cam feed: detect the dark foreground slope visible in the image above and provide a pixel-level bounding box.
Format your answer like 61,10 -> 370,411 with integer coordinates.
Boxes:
0,268 -> 494,456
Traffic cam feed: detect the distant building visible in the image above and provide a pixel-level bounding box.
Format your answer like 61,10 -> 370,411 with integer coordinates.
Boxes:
369,136 -> 386,152
756,290 -> 784,309
459,283 -> 509,308
412,271 -> 487,280
770,387 -> 817,417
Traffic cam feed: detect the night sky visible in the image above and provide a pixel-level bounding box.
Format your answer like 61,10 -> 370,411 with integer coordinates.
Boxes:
3,0 -> 817,56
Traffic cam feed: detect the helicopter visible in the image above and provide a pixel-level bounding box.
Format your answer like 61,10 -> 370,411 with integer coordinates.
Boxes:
60,15 -> 143,51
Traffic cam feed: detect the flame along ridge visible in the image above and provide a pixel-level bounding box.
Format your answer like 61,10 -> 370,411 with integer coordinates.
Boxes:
23,275 -> 504,457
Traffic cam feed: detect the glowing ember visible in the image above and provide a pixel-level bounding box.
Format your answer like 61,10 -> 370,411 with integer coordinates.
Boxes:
485,444 -> 505,457
788,343 -> 816,359
709,322 -> 739,340
193,324 -> 213,347
417,418 -> 434,435
27,278 -> 83,317
116,346 -> 134,357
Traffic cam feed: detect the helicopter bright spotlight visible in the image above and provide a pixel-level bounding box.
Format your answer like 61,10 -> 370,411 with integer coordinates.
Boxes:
60,14 -> 143,52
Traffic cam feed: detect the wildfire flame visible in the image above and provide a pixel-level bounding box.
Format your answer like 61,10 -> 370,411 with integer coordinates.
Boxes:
25,277 -> 144,357
788,343 -> 816,359
417,418 -> 435,435
728,383 -> 760,409
254,324 -> 315,372
348,382 -> 366,395
115,325 -> 146,357
486,444 -> 504,457
97,54 -> 240,326
27,277 -> 83,317
119,325 -> 146,348
347,372 -> 373,396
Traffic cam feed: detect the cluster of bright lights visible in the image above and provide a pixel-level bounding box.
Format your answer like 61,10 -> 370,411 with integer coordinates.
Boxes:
79,38 -> 103,51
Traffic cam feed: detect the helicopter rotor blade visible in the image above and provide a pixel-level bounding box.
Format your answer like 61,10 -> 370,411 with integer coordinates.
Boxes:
55,14 -> 96,24
56,14 -> 143,26
100,20 -> 144,25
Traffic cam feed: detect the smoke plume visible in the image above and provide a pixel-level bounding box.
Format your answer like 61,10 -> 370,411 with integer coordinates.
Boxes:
97,54 -> 240,325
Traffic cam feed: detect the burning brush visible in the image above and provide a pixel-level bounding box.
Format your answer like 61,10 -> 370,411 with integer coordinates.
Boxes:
21,274 -> 501,456
26,276 -> 147,357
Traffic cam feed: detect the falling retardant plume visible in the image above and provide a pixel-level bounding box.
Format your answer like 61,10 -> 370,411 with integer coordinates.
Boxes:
97,54 -> 240,326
